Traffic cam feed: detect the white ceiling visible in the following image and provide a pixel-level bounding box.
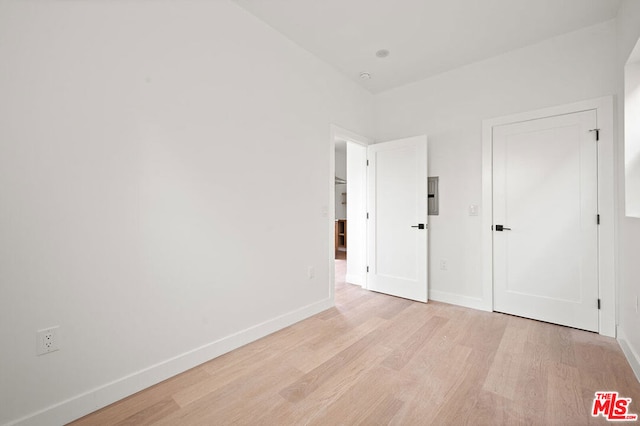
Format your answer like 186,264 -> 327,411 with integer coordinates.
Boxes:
233,0 -> 621,93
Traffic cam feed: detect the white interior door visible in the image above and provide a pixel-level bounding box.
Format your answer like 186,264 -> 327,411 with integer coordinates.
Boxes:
493,110 -> 599,332
367,135 -> 428,302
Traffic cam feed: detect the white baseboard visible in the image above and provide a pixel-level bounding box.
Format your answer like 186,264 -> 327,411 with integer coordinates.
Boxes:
7,298 -> 334,426
618,327 -> 640,384
429,289 -> 491,312
345,273 -> 363,286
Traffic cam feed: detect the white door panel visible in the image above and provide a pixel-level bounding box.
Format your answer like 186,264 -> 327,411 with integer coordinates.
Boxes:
493,110 -> 599,331
367,135 -> 428,302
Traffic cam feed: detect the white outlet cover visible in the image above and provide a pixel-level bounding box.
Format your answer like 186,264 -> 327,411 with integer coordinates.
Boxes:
469,204 -> 479,216
37,326 -> 60,356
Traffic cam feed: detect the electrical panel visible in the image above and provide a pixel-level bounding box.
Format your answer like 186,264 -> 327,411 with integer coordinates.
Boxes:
428,176 -> 439,215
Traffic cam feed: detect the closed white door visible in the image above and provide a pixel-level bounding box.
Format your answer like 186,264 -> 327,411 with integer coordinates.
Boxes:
493,110 -> 599,332
367,135 -> 428,302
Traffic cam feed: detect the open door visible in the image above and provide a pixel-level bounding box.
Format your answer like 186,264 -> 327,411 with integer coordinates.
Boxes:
367,135 -> 428,302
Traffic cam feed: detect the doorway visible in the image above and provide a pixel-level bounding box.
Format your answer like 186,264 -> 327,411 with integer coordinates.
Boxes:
481,97 -> 615,336
330,126 -> 429,304
330,126 -> 370,300
334,140 -> 347,261
492,110 -> 599,331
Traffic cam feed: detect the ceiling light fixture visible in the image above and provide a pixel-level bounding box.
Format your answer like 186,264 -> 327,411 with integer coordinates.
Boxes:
376,49 -> 390,58
359,71 -> 371,79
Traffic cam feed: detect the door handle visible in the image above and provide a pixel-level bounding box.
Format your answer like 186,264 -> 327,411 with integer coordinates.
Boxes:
411,224 -> 426,229
494,225 -> 511,231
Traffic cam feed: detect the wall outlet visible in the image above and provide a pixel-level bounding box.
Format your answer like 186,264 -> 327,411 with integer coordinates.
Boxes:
439,259 -> 448,271
308,266 -> 315,279
37,326 -> 60,356
469,204 -> 479,216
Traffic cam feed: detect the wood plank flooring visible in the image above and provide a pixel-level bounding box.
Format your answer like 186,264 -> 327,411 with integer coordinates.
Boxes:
71,259 -> 640,425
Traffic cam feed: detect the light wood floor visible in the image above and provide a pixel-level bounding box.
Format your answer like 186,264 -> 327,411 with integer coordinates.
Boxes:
72,260 -> 640,425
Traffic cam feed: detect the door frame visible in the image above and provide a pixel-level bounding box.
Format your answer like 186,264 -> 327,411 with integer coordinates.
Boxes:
481,96 -> 615,337
329,125 -> 372,302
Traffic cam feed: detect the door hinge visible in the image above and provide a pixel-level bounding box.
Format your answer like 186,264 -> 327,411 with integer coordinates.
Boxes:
366,159 -> 369,166
366,212 -> 369,219
590,128 -> 600,141
597,214 -> 600,225
598,298 -> 601,310
366,266 -> 369,273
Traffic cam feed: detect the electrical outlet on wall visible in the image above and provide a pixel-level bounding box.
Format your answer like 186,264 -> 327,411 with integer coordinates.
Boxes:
36,326 -> 60,356
439,259 -> 448,271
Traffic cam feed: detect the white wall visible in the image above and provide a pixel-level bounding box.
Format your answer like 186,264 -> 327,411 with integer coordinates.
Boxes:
374,21 -> 617,307
0,1 -> 373,424
616,0 -> 640,380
